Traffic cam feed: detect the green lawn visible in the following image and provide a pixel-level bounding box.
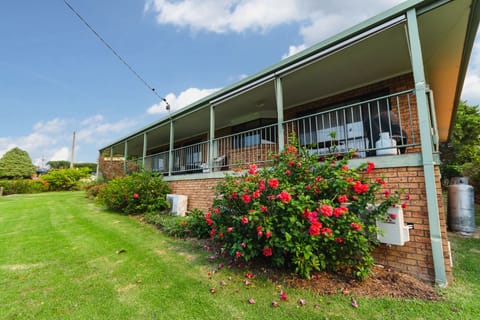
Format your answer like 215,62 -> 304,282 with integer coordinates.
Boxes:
0,192 -> 478,319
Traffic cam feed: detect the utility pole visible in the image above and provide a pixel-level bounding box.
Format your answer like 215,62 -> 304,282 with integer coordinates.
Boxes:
70,131 -> 76,168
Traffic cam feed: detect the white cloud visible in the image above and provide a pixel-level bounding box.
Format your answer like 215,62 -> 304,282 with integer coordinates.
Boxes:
145,0 -> 405,58
49,147 -> 70,162
0,115 -> 141,166
145,0 -> 305,33
147,87 -> 220,115
282,44 -> 307,59
461,38 -> 480,106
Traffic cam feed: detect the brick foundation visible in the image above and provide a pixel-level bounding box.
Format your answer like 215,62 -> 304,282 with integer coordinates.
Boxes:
166,164 -> 452,284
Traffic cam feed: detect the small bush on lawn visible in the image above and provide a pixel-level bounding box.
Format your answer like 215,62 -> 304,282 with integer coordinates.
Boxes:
84,181 -> 105,199
98,171 -> 171,214
144,209 -> 210,239
41,168 -> 91,191
208,138 -> 406,280
0,179 -> 48,195
144,212 -> 187,237
184,209 -> 210,238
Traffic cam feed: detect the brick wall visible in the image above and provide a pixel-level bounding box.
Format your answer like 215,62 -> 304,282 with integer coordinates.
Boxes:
166,163 -> 452,284
371,165 -> 452,283
168,178 -> 221,212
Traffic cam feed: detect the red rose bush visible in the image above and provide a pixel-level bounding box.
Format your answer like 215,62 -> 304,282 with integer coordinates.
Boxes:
208,138 -> 401,279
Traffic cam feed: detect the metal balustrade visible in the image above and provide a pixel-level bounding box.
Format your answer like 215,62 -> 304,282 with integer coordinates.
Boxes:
283,90 -> 419,158
171,141 -> 209,174
144,151 -> 169,174
140,90 -> 426,175
212,123 -> 278,170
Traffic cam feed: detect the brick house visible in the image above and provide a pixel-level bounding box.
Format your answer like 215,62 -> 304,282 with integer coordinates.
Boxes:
99,0 -> 480,286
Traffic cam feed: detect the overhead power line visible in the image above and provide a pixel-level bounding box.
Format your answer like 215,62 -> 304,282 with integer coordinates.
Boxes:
63,0 -> 170,111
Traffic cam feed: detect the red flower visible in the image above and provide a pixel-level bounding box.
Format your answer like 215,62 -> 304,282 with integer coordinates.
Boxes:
333,206 -> 348,218
210,229 -> 216,238
307,211 -> 318,223
277,191 -> 292,203
241,216 -> 249,225
285,169 -> 291,175
248,164 -> 258,175
338,195 -> 348,203
390,213 -> 397,220
335,237 -> 345,243
309,220 -> 322,236
261,205 -> 268,213
375,177 -> 386,185
245,272 -> 254,279
321,227 -> 333,237
287,145 -> 297,154
227,227 -> 233,232
133,193 -> 139,199
366,161 -> 375,173
404,194 -> 411,200
401,203 -> 407,209
268,178 -> 279,189
256,226 -> 263,237
350,222 -> 362,231
280,290 -> 288,301
235,251 -> 241,258
232,192 -> 238,199
305,185 -> 311,191
252,190 -> 260,199
265,231 -> 272,238
342,165 -> 349,171
258,180 -> 266,191
320,204 -> 333,217
263,247 -> 272,257
242,194 -> 252,204
353,181 -> 369,194
384,190 -> 390,197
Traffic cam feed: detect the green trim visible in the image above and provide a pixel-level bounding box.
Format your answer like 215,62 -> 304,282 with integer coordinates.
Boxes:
168,121 -> 174,176
209,105 -> 215,169
275,78 -> 285,151
407,8 -> 447,287
142,133 -> 147,168
163,153 -> 433,182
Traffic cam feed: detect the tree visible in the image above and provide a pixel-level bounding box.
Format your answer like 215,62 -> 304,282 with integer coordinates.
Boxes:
440,101 -> 480,187
47,160 -> 71,169
0,147 -> 36,179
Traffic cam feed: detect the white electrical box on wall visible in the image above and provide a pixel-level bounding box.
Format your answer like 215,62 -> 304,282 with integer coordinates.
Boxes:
376,206 -> 410,245
166,194 -> 188,217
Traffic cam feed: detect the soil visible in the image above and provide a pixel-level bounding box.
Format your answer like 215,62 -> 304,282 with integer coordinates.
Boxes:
275,265 -> 438,301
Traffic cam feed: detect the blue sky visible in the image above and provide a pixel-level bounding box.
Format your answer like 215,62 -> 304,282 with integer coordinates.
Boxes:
1,0 -> 479,167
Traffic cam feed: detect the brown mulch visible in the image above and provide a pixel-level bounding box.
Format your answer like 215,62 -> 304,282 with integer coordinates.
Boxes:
277,265 -> 438,301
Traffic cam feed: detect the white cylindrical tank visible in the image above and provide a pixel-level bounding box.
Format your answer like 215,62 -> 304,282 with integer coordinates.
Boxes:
448,177 -> 475,235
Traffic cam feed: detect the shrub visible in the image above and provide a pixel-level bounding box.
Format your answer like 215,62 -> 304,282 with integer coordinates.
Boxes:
0,179 -> 48,195
98,171 -> 171,214
144,212 -> 188,238
184,209 -> 210,238
41,168 -> 91,191
0,147 -> 36,179
207,139 -> 405,280
84,181 -> 105,199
